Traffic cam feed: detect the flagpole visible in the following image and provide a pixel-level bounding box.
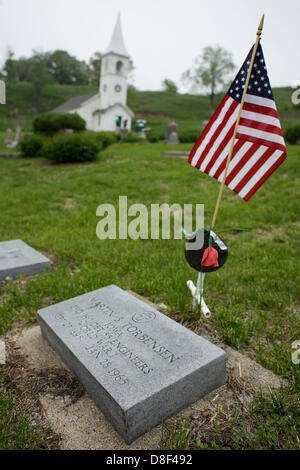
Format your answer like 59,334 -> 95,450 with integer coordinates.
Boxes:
210,14 -> 265,230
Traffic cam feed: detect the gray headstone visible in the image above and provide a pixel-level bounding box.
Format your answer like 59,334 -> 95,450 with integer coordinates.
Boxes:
167,131 -> 179,145
166,122 -> 179,144
0,239 -> 51,280
0,80 -> 5,105
7,125 -> 22,149
15,125 -> 22,142
38,285 -> 226,443
4,129 -> 12,145
120,128 -> 129,139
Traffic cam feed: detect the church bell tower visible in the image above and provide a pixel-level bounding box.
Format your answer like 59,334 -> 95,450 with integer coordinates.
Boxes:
99,13 -> 130,111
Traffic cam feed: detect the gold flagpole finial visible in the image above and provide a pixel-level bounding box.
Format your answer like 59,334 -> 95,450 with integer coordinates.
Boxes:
257,14 -> 265,37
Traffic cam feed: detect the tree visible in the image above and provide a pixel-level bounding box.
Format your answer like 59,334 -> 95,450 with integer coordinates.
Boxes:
162,78 -> 178,93
47,50 -> 90,85
1,48 -> 134,90
27,51 -> 53,110
2,49 -> 24,81
88,52 -> 102,86
182,45 -> 235,112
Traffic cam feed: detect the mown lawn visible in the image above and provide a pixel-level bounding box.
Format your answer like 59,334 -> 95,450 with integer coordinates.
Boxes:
0,141 -> 299,449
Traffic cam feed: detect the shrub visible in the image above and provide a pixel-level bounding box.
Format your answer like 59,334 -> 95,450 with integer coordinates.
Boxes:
84,131 -> 119,148
43,134 -> 101,163
284,125 -> 300,144
95,132 -> 119,148
121,132 -> 142,143
178,130 -> 200,143
33,113 -> 86,136
19,135 -> 44,157
147,131 -> 164,143
147,134 -> 160,143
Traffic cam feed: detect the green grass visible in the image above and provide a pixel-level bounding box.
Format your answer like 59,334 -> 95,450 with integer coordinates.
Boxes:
0,141 -> 299,449
163,383 -> 300,450
0,372 -> 57,450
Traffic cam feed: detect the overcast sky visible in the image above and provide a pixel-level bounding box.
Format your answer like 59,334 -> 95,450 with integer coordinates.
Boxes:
0,0 -> 299,92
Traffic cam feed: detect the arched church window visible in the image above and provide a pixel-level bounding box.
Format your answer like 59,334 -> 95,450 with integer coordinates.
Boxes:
116,61 -> 123,73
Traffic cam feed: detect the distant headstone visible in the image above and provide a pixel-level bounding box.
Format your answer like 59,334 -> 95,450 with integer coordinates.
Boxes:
4,129 -> 13,145
7,125 -> 22,149
0,80 -> 5,104
15,125 -> 21,142
0,239 -> 51,281
38,285 -> 226,444
166,122 -> 179,144
120,128 -> 129,139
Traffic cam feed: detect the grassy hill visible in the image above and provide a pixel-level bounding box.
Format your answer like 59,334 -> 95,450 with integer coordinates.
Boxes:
0,81 -> 299,134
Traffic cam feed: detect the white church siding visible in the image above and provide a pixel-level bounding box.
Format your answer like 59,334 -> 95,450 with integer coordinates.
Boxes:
70,100 -> 133,132
70,94 -> 101,131
99,104 -> 133,132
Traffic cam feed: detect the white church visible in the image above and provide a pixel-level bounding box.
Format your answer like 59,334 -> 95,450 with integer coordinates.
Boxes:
53,14 -> 134,132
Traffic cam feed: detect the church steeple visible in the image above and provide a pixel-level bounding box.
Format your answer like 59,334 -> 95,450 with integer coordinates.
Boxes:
104,13 -> 129,58
99,13 -> 131,111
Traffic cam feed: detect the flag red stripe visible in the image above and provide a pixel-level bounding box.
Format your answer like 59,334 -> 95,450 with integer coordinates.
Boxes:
233,147 -> 275,194
239,117 -> 284,137
213,139 -> 245,180
224,142 -> 259,185
243,151 -> 287,201
242,101 -> 278,118
188,95 -> 229,163
195,99 -> 238,169
203,122 -> 236,173
235,133 -> 286,152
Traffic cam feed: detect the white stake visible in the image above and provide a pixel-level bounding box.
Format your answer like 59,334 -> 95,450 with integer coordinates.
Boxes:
187,275 -> 211,317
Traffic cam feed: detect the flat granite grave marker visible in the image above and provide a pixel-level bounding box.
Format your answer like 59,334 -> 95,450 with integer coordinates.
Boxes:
38,285 -> 226,443
0,239 -> 51,280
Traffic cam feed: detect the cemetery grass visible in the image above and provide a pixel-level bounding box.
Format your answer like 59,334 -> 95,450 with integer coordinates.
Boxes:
0,370 -> 60,450
0,131 -> 22,155
0,141 -> 299,449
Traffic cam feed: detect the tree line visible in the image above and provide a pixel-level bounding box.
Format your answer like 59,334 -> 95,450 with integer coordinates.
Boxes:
0,49 -> 103,110
1,49 -> 102,86
1,45 -> 235,113
1,48 -> 135,110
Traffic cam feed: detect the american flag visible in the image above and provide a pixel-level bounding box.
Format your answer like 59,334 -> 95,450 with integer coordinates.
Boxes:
188,43 -> 286,201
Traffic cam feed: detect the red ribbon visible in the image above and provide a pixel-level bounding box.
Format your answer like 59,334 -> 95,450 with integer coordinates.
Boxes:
201,247 -> 219,267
